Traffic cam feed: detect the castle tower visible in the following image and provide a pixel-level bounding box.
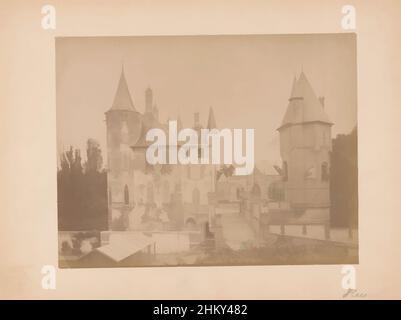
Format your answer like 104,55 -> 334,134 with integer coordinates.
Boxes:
278,72 -> 333,214
206,107 -> 218,226
206,107 -> 217,193
105,67 -> 142,230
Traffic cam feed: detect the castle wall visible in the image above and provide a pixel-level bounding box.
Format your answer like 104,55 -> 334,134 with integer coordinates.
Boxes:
280,122 -> 331,209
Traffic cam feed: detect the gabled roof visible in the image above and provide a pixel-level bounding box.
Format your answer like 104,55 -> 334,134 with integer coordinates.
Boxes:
131,124 -> 154,149
278,72 -> 332,130
94,232 -> 155,262
108,67 -> 136,112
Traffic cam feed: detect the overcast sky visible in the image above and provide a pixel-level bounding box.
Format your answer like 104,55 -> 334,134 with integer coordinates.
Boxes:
56,34 -> 357,169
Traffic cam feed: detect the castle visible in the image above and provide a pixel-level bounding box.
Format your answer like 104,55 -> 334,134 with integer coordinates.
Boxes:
211,71 -> 333,236
105,67 -> 332,235
105,68 -> 217,231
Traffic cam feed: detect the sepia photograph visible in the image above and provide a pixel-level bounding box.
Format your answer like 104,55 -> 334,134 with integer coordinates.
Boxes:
56,34 -> 358,268
2,0 -> 401,303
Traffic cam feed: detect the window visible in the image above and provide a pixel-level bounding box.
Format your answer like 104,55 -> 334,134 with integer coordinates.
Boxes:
321,162 -> 329,181
124,185 -> 129,205
282,161 -> 288,181
305,166 -> 316,179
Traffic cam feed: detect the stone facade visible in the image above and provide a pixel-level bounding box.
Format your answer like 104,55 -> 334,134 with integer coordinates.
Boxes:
105,68 -> 216,231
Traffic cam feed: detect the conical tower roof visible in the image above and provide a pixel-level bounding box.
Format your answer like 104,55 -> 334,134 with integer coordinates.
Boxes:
108,67 -> 136,112
279,72 -> 332,130
207,107 -> 217,129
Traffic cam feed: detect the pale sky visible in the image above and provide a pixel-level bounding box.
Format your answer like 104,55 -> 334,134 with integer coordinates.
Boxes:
56,34 -> 357,170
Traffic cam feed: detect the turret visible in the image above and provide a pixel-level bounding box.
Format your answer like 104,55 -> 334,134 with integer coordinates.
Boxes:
105,67 -> 142,175
278,72 -> 333,209
105,67 -> 141,230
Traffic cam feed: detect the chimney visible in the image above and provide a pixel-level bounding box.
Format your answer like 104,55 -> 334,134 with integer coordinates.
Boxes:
194,112 -> 200,128
319,96 -> 325,108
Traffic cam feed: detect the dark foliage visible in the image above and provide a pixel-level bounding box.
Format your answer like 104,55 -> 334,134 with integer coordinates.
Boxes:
330,127 -> 358,228
57,140 -> 108,231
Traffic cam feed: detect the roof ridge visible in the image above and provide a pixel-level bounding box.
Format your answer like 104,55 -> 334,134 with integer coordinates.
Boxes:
279,72 -> 332,130
108,67 -> 136,112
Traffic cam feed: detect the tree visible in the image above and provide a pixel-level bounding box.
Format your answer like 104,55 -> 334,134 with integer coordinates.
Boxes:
85,138 -> 103,173
330,127 -> 358,229
57,139 -> 108,231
